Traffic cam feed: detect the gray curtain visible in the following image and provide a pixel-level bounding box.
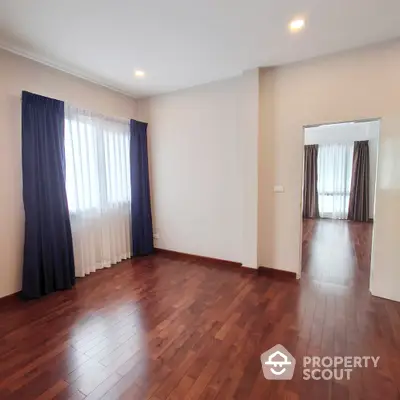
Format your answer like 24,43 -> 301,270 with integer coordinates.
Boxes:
303,145 -> 319,219
348,141 -> 370,222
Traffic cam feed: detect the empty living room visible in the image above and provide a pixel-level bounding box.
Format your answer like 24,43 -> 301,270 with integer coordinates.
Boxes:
0,1 -> 400,399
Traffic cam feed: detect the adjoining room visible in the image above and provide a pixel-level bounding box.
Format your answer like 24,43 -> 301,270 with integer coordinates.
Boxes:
302,120 -> 379,287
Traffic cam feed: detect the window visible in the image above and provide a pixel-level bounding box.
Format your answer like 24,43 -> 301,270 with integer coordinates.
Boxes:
64,106 -> 130,214
317,143 -> 353,219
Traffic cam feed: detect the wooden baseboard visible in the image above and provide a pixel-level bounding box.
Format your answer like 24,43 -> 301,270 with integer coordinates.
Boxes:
155,248 -> 241,268
258,266 -> 297,280
155,248 -> 296,279
0,291 -> 21,306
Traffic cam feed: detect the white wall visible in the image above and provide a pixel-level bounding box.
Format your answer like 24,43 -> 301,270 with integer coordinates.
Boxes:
304,120 -> 380,218
0,48 -> 138,298
259,39 -> 400,302
141,71 -> 260,267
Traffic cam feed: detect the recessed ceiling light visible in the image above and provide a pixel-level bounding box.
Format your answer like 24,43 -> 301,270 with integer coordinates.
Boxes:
134,70 -> 145,78
289,18 -> 305,32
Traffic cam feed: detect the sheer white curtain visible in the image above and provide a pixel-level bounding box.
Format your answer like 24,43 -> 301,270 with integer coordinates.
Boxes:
317,143 -> 354,219
64,105 -> 132,277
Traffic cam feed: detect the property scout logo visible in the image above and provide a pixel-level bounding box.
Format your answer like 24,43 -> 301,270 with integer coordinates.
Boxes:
260,344 -> 380,381
261,344 -> 296,380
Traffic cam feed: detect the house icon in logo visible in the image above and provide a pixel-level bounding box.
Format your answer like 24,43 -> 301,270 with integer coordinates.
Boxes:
260,344 -> 296,380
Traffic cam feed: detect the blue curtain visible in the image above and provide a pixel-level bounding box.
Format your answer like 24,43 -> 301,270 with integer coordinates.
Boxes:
130,120 -> 154,256
21,91 -> 75,298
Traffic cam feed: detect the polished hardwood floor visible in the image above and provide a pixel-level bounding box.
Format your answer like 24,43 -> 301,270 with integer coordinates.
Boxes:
0,220 -> 399,399
302,218 -> 373,287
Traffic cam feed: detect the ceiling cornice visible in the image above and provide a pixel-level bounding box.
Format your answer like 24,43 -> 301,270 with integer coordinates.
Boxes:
0,41 -> 138,100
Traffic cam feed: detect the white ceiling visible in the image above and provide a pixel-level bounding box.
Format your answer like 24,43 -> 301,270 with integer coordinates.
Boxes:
1,0 -> 400,98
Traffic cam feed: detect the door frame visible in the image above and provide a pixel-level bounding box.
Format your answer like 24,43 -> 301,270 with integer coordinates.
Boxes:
297,117 -> 381,281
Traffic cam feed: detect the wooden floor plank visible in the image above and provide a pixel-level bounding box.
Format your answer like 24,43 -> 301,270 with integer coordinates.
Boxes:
0,219 -> 399,399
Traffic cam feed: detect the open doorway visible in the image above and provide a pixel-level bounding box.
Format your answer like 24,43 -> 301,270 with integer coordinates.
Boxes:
301,119 -> 380,288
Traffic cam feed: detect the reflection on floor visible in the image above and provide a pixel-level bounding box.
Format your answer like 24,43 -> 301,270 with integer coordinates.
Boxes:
0,224 -> 399,399
302,218 -> 373,288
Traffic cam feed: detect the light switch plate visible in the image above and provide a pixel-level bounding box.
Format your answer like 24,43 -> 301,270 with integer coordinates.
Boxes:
273,185 -> 284,193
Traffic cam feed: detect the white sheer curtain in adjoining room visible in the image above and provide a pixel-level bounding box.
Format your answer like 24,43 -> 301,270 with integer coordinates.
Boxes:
317,143 -> 354,219
64,105 -> 131,277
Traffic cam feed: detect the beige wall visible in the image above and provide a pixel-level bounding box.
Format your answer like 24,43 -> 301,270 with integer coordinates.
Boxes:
238,69 -> 260,268
142,39 -> 400,302
0,48 -> 138,298
259,40 -> 400,301
141,70 -> 260,268
142,76 -> 243,264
